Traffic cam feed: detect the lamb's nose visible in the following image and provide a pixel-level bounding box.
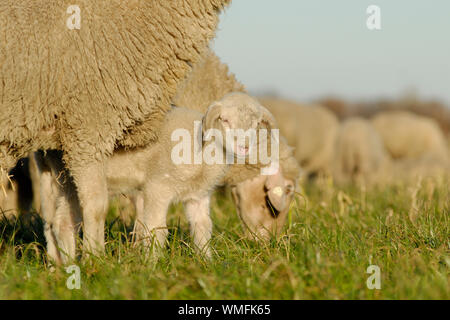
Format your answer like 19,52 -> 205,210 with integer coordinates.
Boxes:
238,145 -> 249,156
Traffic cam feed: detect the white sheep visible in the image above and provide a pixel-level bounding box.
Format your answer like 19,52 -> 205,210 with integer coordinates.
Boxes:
259,98 -> 339,178
0,0 -> 230,256
372,110 -> 449,162
332,117 -> 391,185
36,93 -> 277,263
229,138 -> 299,240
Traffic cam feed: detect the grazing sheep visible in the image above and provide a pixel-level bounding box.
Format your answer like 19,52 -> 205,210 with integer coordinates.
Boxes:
0,0 -> 230,254
332,117 -> 390,185
372,111 -> 449,162
174,50 -> 301,238
37,93 -> 277,263
258,98 -> 339,178
229,139 -> 300,240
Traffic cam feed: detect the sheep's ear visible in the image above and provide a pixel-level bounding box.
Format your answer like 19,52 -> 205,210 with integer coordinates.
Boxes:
259,106 -> 278,130
203,101 -> 223,133
265,171 -> 288,214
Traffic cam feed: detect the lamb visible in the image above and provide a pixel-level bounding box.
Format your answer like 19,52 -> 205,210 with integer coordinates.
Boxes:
174,50 -> 301,239
36,93 -> 278,263
372,110 -> 449,162
258,98 -> 339,178
0,0 -> 230,254
332,117 -> 391,185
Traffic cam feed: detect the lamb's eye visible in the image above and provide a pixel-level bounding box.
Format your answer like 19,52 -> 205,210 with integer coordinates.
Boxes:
285,185 -> 294,195
220,117 -> 230,125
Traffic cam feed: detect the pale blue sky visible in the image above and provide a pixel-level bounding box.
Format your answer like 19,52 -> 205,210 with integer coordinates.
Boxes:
213,0 -> 450,105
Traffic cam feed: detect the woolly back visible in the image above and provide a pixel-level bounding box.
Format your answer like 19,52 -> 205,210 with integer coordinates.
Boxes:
0,0 -> 231,159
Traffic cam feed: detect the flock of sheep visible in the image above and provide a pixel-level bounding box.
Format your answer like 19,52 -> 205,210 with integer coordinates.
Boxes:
1,1 -> 449,266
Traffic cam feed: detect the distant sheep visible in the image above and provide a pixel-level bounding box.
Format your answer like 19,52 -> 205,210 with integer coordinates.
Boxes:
332,117 -> 390,185
372,110 -> 449,162
259,98 -> 339,178
388,156 -> 450,183
0,1 -> 230,254
37,93 -> 277,263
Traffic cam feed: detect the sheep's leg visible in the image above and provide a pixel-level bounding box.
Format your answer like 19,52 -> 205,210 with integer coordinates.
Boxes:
53,191 -> 81,264
134,183 -> 171,253
28,154 -> 42,212
184,196 -> 213,258
70,161 -> 108,256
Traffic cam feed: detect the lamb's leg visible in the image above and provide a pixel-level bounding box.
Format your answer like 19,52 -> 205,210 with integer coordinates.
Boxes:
28,154 -> 42,212
134,183 -> 171,253
69,161 -> 108,256
39,164 -> 62,264
35,151 -> 81,265
34,152 -> 61,264
184,196 -> 213,258
0,149 -> 17,200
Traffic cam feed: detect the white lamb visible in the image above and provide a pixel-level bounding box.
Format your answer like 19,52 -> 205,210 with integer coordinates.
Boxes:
36,93 -> 277,263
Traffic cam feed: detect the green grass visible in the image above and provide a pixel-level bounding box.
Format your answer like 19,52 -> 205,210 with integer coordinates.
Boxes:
0,177 -> 449,299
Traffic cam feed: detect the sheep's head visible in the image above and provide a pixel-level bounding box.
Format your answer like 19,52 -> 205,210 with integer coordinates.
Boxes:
203,93 -> 277,161
231,169 -> 295,240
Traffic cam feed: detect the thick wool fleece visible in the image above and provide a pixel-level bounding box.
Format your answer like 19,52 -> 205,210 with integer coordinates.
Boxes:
174,48 -> 246,111
0,0 -> 230,170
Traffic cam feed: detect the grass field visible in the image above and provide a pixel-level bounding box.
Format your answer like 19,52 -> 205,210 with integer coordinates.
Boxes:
0,176 -> 448,300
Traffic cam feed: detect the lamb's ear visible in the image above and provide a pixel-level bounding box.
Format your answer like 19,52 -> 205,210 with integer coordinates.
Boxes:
265,170 -> 288,214
203,101 -> 223,134
259,106 -> 278,130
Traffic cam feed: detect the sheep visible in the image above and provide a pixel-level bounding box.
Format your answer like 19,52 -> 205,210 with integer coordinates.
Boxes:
174,50 -> 301,239
36,93 -> 278,263
229,138 -> 300,240
372,110 -> 449,162
332,117 -> 391,185
258,98 -> 339,178
0,0 -> 230,255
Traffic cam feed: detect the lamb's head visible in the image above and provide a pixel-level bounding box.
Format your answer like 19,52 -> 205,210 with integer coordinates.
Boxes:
203,93 -> 277,160
231,169 -> 295,240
